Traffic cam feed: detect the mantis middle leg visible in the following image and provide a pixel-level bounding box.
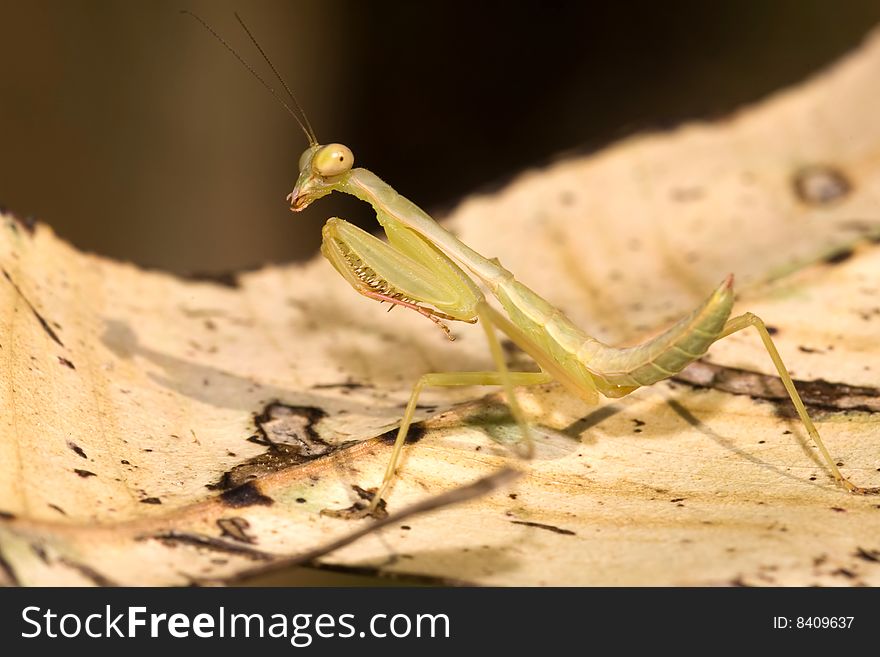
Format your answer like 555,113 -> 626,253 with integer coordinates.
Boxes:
369,305 -> 552,511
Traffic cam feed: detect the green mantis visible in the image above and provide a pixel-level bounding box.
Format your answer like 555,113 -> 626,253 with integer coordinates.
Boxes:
189,13 -> 878,514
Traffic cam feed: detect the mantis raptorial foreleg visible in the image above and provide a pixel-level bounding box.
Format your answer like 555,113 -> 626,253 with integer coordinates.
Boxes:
321,217 -> 548,512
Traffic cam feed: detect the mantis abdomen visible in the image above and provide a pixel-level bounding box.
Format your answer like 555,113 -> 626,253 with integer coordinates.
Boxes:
493,274 -> 734,398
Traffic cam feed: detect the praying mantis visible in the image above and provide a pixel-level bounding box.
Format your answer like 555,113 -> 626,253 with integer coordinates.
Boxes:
187,13 -> 878,514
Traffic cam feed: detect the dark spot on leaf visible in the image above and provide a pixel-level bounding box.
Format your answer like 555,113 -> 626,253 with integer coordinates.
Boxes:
830,506 -> 847,513
400,525 -> 411,531
220,482 -> 274,508
30,544 -> 49,562
48,504 -> 66,515
67,441 -> 87,459
0,510 -> 15,520
321,485 -> 388,520
1,269 -> 63,346
824,248 -> 854,265
74,469 -> 96,478
510,520 -> 576,536
140,497 -> 162,505
311,380 -> 371,390
855,547 -> 880,563
57,356 -> 76,370
208,403 -> 342,490
216,517 -> 255,544
379,423 -> 426,446
792,164 -> 851,206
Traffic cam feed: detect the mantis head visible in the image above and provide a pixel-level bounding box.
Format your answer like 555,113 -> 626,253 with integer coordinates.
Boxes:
181,12 -> 351,212
288,143 -> 355,212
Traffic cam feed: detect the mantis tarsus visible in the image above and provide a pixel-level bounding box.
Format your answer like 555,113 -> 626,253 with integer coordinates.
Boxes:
188,12 -> 879,514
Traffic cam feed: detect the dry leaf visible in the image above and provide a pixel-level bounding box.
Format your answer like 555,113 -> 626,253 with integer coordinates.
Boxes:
2,30 -> 880,587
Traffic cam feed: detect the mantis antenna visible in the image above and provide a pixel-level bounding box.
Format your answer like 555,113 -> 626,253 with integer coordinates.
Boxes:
181,10 -> 318,147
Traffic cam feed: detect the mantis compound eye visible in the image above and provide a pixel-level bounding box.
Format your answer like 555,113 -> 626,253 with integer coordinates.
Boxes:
313,143 -> 354,177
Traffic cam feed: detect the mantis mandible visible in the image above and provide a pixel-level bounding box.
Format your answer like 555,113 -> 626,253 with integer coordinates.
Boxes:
187,12 -> 878,514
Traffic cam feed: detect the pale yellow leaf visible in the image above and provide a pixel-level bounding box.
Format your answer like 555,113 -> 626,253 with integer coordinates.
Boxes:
2,30 -> 880,587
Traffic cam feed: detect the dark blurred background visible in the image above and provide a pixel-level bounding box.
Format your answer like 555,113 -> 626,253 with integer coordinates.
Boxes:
1,0 -> 879,273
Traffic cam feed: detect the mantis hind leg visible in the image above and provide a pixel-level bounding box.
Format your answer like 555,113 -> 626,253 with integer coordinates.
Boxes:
368,312 -> 552,512
719,312 -> 878,494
